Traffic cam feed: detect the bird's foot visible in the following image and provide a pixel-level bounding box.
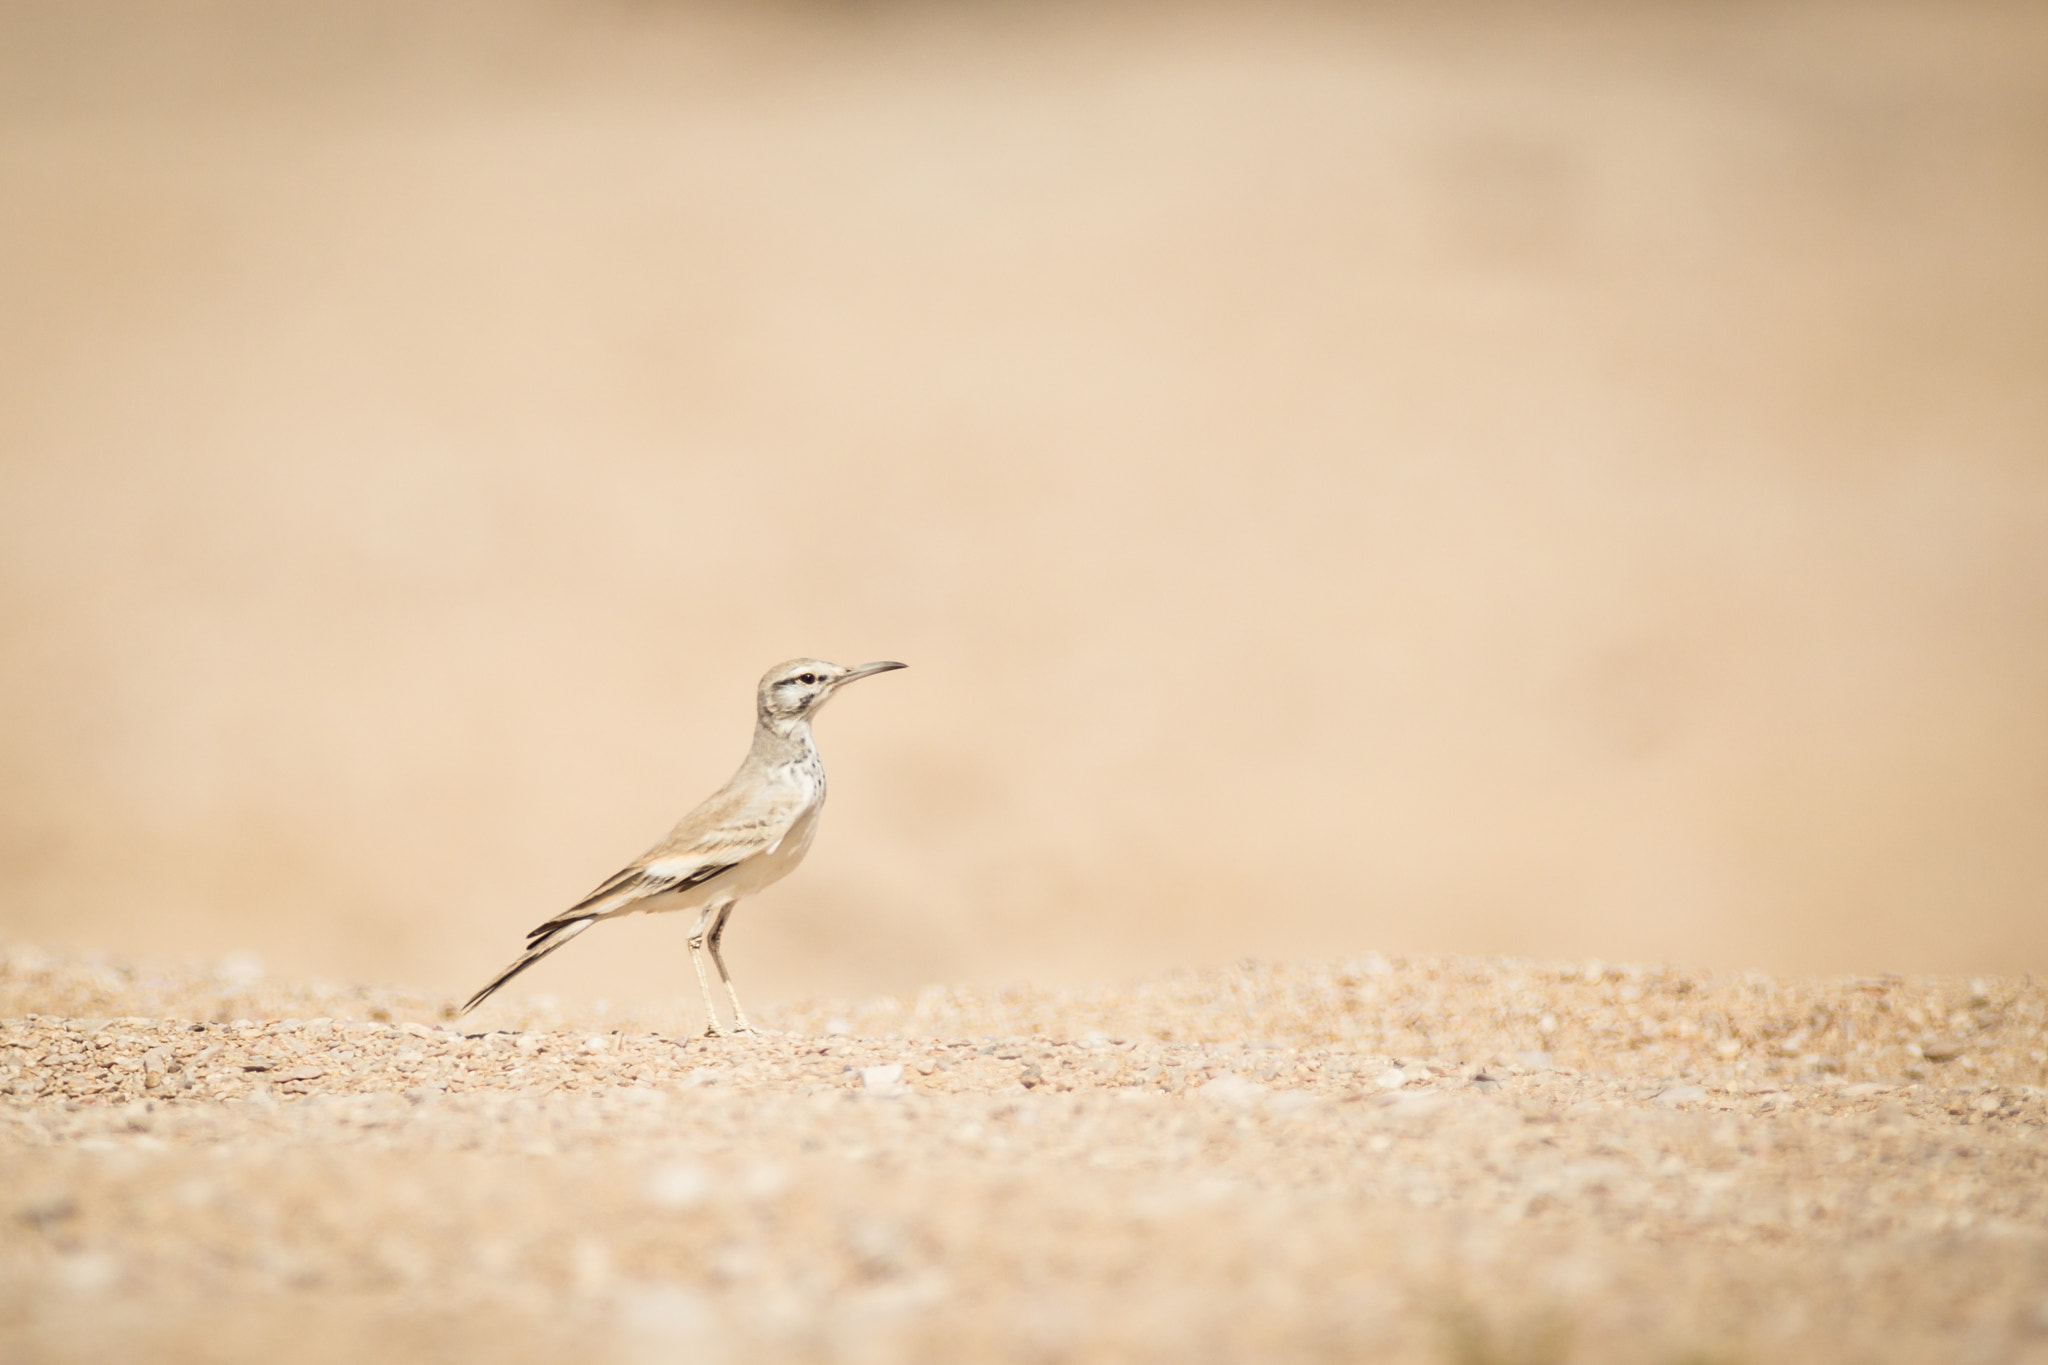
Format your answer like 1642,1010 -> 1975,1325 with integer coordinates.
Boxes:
696,1017 -> 775,1040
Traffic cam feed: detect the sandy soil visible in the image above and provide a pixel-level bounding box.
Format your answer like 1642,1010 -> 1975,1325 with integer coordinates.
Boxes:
3,947 -> 2044,1364
5,0 -> 2048,1001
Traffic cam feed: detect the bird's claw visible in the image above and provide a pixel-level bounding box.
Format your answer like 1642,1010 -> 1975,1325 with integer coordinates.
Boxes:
699,1022 -> 775,1040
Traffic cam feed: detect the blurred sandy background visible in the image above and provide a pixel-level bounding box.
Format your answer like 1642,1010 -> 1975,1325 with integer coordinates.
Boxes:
1,0 -> 2044,1013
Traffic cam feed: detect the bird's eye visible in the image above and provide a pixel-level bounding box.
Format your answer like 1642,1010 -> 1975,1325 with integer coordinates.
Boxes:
798,673 -> 817,685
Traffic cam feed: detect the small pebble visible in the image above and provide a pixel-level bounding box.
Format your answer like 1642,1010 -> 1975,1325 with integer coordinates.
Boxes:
645,1163 -> 711,1210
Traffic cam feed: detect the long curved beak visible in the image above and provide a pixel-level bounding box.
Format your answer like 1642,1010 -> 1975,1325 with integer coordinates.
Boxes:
837,660 -> 907,686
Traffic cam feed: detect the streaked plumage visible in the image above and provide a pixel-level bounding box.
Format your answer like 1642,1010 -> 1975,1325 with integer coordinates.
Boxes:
461,658 -> 905,1034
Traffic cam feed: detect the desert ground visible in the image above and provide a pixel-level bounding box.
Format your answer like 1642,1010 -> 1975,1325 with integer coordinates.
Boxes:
4,0 -> 2047,1008
3,946 -> 2044,1364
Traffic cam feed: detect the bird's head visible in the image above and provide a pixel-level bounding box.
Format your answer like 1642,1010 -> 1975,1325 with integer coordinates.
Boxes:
757,658 -> 906,724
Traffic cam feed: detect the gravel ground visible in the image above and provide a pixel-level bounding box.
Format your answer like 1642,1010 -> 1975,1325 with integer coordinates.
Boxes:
2,948 -> 2045,1364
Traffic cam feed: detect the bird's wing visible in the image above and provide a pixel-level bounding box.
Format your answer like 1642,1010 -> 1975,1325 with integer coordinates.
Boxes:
545,851 -> 739,925
523,779 -> 804,940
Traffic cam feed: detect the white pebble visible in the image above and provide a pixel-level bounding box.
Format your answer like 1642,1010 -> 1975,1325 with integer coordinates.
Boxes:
1197,1074 -> 1265,1105
645,1162 -> 711,1210
52,1253 -> 119,1294
1655,1085 -> 1710,1107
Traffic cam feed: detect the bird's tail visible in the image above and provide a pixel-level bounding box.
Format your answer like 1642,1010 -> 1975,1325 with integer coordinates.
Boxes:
459,916 -> 597,1016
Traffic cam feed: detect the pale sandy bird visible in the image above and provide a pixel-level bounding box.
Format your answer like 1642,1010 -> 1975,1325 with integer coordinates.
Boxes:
461,658 -> 905,1034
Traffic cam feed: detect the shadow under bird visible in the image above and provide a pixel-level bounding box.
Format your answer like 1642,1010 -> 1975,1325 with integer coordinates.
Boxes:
460,658 -> 906,1034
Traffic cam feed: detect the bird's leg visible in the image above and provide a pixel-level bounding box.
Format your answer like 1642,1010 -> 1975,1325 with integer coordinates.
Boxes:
705,903 -> 758,1035
686,904 -> 727,1038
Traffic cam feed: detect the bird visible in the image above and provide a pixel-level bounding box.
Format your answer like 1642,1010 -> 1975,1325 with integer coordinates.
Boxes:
460,658 -> 906,1034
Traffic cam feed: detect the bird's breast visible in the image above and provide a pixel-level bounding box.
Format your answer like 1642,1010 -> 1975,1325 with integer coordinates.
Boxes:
732,797 -> 822,897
